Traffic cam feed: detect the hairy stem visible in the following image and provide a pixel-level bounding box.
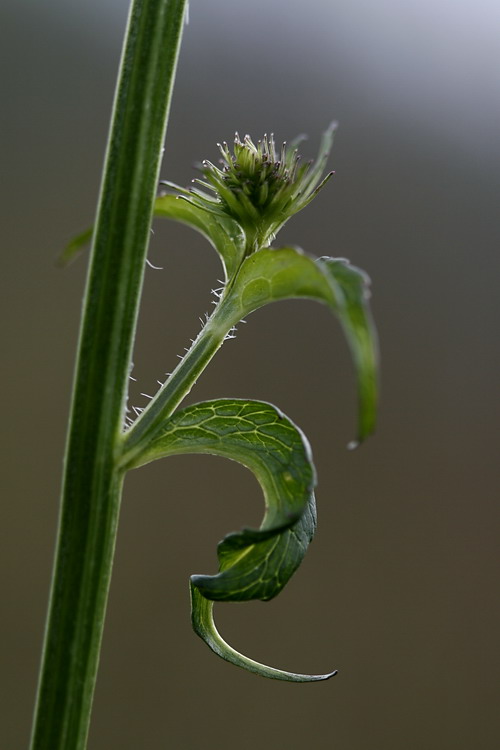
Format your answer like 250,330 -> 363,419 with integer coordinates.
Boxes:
122,305 -> 233,463
30,2 -> 186,748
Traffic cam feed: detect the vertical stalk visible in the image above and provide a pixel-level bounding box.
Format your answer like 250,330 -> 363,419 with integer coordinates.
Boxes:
30,2 -> 187,748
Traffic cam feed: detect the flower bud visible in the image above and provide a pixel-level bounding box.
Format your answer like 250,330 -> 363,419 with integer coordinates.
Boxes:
168,123 -> 337,254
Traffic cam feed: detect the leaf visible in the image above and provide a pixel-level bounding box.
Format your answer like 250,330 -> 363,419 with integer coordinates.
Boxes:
319,257 -> 378,445
57,193 -> 246,280
190,585 -> 336,683
218,246 -> 378,443
155,192 -> 246,280
127,398 -> 336,681
57,227 -> 94,266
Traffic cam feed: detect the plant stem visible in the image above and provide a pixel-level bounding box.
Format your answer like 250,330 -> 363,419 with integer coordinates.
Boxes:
122,304 -> 233,464
30,2 -> 186,748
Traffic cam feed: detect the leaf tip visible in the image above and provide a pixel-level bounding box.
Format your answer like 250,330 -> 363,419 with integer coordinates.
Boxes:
323,669 -> 339,680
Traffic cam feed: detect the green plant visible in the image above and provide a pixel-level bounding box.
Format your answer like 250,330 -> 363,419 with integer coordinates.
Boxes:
30,1 -> 378,748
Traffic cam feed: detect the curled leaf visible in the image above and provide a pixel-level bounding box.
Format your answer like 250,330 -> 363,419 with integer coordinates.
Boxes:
190,584 -> 336,682
319,257 -> 378,445
126,398 -> 336,681
218,246 -> 378,443
155,192 -> 245,280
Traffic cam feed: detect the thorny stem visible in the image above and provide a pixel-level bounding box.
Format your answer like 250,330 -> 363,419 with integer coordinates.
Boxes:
30,2 -> 187,749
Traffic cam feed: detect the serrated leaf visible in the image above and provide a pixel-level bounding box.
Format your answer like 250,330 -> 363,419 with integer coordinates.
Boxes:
219,246 -> 378,443
155,192 -> 245,280
126,398 -> 336,681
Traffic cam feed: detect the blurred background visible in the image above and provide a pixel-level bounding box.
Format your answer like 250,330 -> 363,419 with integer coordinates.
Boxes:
2,0 -> 499,747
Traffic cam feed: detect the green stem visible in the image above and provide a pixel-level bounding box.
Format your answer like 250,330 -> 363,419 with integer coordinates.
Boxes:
30,2 -> 186,748
121,301 -> 234,466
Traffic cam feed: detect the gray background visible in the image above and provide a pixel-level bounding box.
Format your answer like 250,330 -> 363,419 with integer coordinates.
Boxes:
2,0 -> 499,747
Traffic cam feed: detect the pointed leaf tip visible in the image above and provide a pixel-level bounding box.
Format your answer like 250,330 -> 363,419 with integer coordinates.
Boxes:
191,584 -> 337,682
